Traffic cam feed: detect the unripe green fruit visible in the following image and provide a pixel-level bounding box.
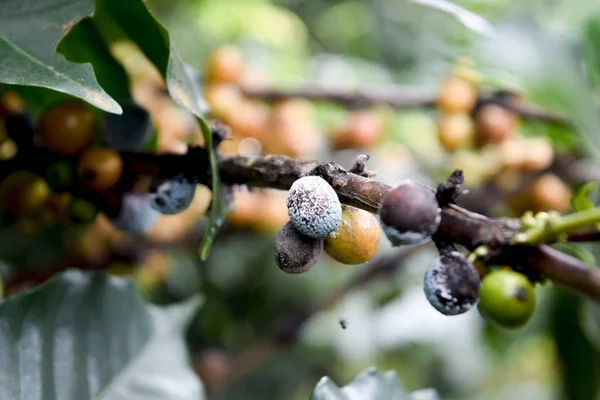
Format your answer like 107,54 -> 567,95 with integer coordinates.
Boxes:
275,221 -> 323,274
44,161 -> 75,193
478,269 -> 535,329
67,197 -> 99,224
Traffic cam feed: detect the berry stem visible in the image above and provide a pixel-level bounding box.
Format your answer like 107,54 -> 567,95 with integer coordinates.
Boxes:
516,207 -> 600,245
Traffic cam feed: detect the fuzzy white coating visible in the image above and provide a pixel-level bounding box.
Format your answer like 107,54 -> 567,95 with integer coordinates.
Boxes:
381,208 -> 441,246
286,176 -> 342,239
149,175 -> 196,215
424,251 -> 478,316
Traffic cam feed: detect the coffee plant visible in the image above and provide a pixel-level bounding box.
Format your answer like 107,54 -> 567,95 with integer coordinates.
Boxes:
2,0 -> 600,399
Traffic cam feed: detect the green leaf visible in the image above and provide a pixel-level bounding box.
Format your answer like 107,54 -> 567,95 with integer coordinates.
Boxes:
408,0 -> 495,37
57,18 -> 131,101
310,367 -> 438,400
572,181 -> 600,212
0,270 -> 204,400
0,0 -> 121,113
92,0 -> 218,257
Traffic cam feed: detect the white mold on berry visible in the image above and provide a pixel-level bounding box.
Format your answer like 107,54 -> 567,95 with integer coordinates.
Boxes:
286,176 -> 342,239
149,174 -> 196,215
423,251 -> 480,316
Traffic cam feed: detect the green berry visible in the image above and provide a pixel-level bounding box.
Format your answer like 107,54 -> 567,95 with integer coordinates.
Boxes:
44,161 -> 75,193
478,269 -> 535,329
67,197 -> 99,224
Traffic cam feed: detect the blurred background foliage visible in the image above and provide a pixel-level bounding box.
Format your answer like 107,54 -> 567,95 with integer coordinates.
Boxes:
4,0 -> 600,399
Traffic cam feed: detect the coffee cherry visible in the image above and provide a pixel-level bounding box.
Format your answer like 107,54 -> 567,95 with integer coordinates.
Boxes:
0,170 -> 51,215
424,251 -> 480,315
474,104 -> 517,146
330,111 -> 383,150
43,160 -> 75,193
204,84 -> 244,121
437,77 -> 477,113
103,100 -> 152,151
379,181 -> 441,246
67,197 -> 99,224
149,174 -> 196,215
529,173 -> 571,213
205,46 -> 245,84
286,176 -> 342,239
324,205 -> 380,265
436,113 -> 475,152
37,100 -> 96,155
275,221 -> 323,274
478,269 -> 535,329
77,147 -> 123,192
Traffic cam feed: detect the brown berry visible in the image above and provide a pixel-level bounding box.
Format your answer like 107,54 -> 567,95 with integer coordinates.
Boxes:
275,221 -> 323,274
436,113 -> 475,152
36,101 -> 96,155
437,77 -> 477,113
77,147 -> 123,192
379,181 -> 441,246
475,104 -> 517,146
324,205 -> 381,264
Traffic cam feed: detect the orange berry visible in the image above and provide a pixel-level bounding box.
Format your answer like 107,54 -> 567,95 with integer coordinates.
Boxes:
36,101 -> 96,155
436,113 -> 475,152
324,205 -> 381,264
437,77 -> 477,113
529,173 -> 571,213
204,84 -> 244,121
205,46 -> 245,84
331,110 -> 383,150
77,147 -> 123,192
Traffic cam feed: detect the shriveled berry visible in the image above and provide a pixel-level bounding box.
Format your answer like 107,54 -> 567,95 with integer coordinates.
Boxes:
286,176 -> 342,239
424,251 -> 480,315
275,221 -> 323,274
77,147 -> 123,192
103,100 -> 152,151
324,205 -> 380,265
36,100 -> 96,155
379,181 -> 441,246
149,174 -> 196,215
478,269 -> 535,329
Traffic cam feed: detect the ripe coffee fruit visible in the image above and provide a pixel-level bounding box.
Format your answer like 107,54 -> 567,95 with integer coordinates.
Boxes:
474,103 -> 517,146
424,251 -> 481,315
437,113 -> 475,152
379,181 -> 441,246
286,176 -> 342,239
205,46 -> 245,84
437,77 -> 477,113
0,170 -> 51,215
478,269 -> 535,329
275,221 -> 323,274
37,101 -> 96,155
331,111 -> 383,150
324,205 -> 380,264
77,147 -> 124,192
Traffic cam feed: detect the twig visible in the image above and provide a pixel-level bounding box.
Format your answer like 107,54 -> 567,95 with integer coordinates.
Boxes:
242,86 -> 573,127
